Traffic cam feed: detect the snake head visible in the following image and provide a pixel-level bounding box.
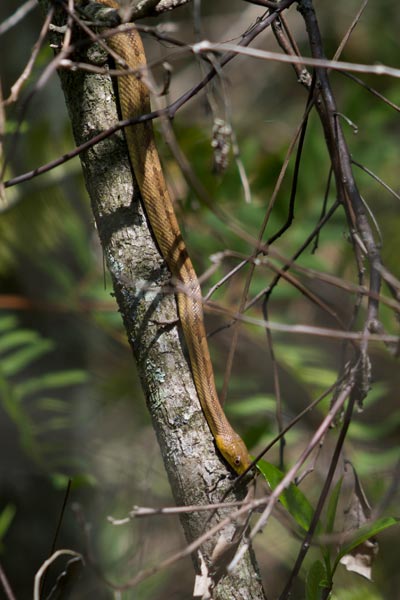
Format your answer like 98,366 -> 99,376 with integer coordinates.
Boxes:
215,432 -> 252,475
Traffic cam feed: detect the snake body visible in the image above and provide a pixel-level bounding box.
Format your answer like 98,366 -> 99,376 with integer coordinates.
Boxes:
96,0 -> 251,474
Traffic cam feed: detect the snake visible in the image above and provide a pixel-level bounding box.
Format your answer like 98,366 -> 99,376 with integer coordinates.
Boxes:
95,0 -> 251,474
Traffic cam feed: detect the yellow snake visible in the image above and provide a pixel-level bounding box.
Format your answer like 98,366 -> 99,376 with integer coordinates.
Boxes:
96,0 -> 251,474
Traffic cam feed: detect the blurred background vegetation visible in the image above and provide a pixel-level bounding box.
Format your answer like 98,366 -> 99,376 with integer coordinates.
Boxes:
0,0 -> 399,598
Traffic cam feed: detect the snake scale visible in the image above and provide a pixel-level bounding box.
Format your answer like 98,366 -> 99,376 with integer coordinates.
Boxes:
96,0 -> 251,474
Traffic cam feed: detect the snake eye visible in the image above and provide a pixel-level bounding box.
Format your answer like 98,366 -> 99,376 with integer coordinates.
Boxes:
234,456 -> 241,467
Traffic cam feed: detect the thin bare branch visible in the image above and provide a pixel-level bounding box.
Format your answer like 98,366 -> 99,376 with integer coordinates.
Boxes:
192,40 -> 400,79
3,6 -> 55,105
352,158 -> 400,202
0,561 -> 16,600
0,0 -> 37,36
230,367 -> 357,570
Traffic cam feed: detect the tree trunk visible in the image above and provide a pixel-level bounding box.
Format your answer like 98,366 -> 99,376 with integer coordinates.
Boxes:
41,2 -> 266,597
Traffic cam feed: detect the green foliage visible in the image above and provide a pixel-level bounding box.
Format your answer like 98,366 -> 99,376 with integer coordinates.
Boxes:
227,394 -> 275,448
257,459 -> 316,532
50,472 -> 97,490
0,314 -> 88,468
325,477 -> 343,536
227,394 -> 277,417
0,504 -> 16,552
275,343 -> 338,393
330,585 -> 385,600
332,517 -> 399,575
306,560 -> 328,600
256,459 -> 398,597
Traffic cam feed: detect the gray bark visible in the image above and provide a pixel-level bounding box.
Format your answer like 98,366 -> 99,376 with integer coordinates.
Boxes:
42,2 -> 267,597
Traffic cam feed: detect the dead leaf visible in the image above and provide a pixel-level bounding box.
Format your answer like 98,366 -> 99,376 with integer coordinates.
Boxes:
339,538 -> 379,580
339,461 -> 378,580
193,551 -> 212,599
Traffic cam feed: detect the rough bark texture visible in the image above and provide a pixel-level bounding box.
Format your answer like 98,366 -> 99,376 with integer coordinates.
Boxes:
41,2 -> 267,598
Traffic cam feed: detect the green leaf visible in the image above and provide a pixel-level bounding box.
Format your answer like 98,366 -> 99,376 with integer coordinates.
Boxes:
299,367 -> 337,389
35,397 -> 69,412
256,459 -> 316,531
51,472 -> 97,490
15,369 -> 88,398
1,339 -> 54,376
226,394 -> 277,417
330,584 -> 385,600
352,447 -> 400,476
306,560 -> 328,600
334,516 -> 399,571
0,329 -> 40,353
326,477 -> 343,535
349,412 -> 400,440
0,504 -> 16,543
0,315 -> 18,333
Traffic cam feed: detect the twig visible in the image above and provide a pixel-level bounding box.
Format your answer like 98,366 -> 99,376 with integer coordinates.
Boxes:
229,367 -> 357,570
279,371 -> 358,599
34,550 -> 82,600
352,158 -> 400,202
108,498 -> 253,524
1,0 -> 74,181
0,561 -> 16,600
246,201 -> 340,311
0,0 -> 37,36
40,479 -> 72,597
333,0 -> 369,61
3,6 -> 55,105
191,40 -> 400,79
341,71 -> 400,112
4,0 -> 296,189
218,79 -> 315,404
206,302 -> 398,344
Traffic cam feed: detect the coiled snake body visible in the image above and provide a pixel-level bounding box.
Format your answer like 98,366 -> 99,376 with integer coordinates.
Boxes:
97,0 -> 251,474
